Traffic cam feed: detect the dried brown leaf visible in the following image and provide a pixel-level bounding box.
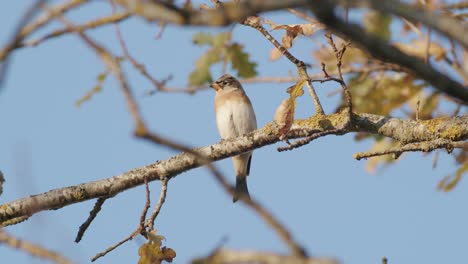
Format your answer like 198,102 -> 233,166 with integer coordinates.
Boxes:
274,98 -> 294,140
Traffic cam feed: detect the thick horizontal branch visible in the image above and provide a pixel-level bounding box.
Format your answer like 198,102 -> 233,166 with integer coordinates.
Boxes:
1,113 -> 466,222
113,0 -> 310,26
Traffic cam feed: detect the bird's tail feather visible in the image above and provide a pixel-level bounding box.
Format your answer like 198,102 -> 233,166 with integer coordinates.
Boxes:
233,177 -> 250,203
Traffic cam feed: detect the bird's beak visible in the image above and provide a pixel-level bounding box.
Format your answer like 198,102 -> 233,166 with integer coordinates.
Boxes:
210,82 -> 221,91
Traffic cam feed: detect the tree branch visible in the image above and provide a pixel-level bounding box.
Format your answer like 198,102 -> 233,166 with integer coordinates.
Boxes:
0,229 -> 74,264
354,139 -> 467,160
309,1 -> 468,103
1,112 -> 466,223
113,0 -> 310,26
0,0 -> 86,61
332,0 -> 468,49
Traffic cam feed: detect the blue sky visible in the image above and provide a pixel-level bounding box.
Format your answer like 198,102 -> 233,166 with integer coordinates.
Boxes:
1,1 -> 466,264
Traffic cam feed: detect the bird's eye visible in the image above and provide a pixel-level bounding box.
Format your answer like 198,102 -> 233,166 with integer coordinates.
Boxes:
222,80 -> 229,86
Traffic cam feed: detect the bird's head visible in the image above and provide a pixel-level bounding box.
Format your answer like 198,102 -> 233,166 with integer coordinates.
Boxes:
210,74 -> 243,92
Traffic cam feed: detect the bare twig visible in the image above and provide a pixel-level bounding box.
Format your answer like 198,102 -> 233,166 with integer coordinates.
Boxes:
323,32 -> 353,118
92,177 -> 151,261
144,63 -> 406,95
21,12 -> 131,49
0,0 -> 46,89
75,197 -> 108,243
91,230 -> 139,262
110,1 -> 169,93
354,139 -> 467,160
20,0 -> 85,38
139,176 -> 151,233
0,0 -> 86,61
192,248 -> 338,264
0,229 -> 74,264
146,177 -> 168,231
278,127 -> 345,152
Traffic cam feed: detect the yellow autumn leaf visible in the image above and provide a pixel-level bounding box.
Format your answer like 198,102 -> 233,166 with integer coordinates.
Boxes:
138,230 -> 176,264
286,80 -> 306,99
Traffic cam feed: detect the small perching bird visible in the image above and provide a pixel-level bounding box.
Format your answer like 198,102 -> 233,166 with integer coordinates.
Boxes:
210,74 -> 257,202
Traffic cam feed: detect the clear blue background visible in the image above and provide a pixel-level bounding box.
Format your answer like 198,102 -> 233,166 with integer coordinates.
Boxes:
1,1 -> 466,264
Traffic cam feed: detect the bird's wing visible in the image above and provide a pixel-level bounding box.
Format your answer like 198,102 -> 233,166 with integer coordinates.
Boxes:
232,92 -> 257,134
215,99 -> 238,139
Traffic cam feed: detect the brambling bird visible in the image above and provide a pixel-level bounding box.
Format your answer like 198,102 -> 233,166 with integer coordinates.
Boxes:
210,74 -> 257,203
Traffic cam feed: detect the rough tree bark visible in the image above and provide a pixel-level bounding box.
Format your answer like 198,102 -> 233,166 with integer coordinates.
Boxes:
1,112 -> 466,223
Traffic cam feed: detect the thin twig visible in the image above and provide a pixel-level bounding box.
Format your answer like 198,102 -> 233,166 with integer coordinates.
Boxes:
146,177 -> 168,231
278,127 -> 345,152
91,230 -> 139,262
21,12 -> 131,49
324,32 -> 353,119
110,1 -> 168,93
0,0 -> 46,89
145,63 -> 406,94
75,197 -> 108,243
0,0 -> 85,61
139,176 -> 151,234
92,176 -> 152,261
0,229 -> 74,264
192,248 -> 339,264
354,139 -> 467,160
